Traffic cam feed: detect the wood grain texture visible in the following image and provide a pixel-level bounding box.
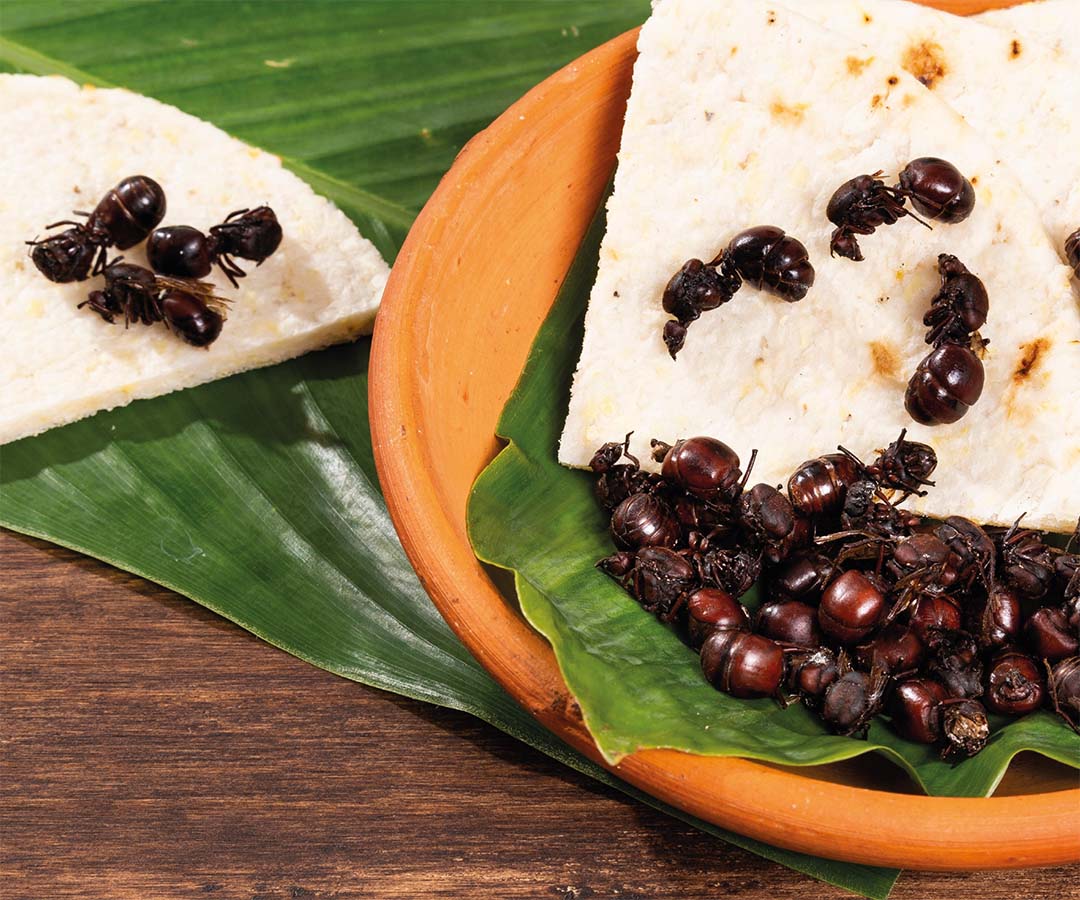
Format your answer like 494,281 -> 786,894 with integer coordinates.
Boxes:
2,529 -> 1078,900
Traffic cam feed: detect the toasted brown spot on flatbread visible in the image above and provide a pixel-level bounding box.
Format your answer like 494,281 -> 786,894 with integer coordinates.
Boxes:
846,56 -> 873,76
731,46 -> 738,56
887,75 -> 899,86
1011,39 -> 1022,59
767,9 -> 776,24
870,341 -> 900,379
770,100 -> 807,123
871,93 -> 883,109
902,93 -> 916,108
970,175 -> 979,185
902,40 -> 948,89
863,12 -> 872,23
1014,338 -> 1050,381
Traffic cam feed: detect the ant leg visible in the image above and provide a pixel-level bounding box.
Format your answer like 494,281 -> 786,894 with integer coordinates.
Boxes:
216,254 -> 245,289
223,208 -> 250,224
43,219 -> 85,231
78,291 -> 116,323
738,449 -> 758,491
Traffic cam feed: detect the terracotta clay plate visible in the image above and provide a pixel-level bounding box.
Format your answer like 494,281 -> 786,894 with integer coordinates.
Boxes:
370,2 -> 1080,871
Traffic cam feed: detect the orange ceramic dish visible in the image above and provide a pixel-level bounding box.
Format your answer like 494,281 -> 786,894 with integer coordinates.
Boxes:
370,3 -> 1080,871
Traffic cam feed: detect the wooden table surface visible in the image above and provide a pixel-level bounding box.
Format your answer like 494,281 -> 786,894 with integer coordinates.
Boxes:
3,529 -> 1078,900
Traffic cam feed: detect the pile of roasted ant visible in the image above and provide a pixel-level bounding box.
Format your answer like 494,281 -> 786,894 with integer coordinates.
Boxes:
27,175 -> 282,347
590,431 -> 1080,761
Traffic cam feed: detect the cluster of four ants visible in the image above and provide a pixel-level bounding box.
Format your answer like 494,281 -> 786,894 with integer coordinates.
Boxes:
660,156 -> 993,427
27,175 -> 282,347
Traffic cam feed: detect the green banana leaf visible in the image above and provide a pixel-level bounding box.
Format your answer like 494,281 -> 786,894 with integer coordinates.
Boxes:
0,2 -> 898,897
468,189 -> 1080,798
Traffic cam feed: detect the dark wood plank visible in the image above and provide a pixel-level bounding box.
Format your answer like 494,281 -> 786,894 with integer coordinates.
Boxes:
2,530 -> 1077,900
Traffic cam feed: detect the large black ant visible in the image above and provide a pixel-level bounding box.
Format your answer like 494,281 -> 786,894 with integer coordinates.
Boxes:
27,176 -> 166,283
147,206 -> 282,288
905,255 -> 988,426
661,226 -> 814,358
826,158 -> 974,261
81,259 -> 228,348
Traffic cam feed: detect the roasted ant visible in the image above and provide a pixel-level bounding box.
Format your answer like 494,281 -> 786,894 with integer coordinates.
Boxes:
691,545 -> 762,598
886,533 -> 961,593
939,699 -> 990,761
768,552 -> 836,604
589,434 -> 658,511
970,582 -> 1022,650
821,438 -> 935,537
1060,518 -> 1080,604
1047,656 -> 1080,733
738,483 -> 811,564
818,570 -> 888,645
891,680 -> 988,760
826,172 -> 916,261
787,452 -> 861,519
838,480 -> 918,539
660,257 -> 741,358
989,517 -> 1057,600
661,226 -> 812,358
906,255 -> 988,426
864,430 -> 938,497
827,158 -> 973,261
897,157 -> 976,224
820,656 -> 888,737
79,260 -> 227,347
920,254 -> 988,347
654,436 -> 749,503
685,588 -> 750,650
906,342 -> 985,426
610,492 -> 680,551
1067,228 -> 1080,279
147,206 -> 282,288
909,595 -> 962,644
785,646 -> 840,705
724,226 -> 815,301
1025,607 -> 1079,662
935,515 -> 996,588
855,623 -> 925,676
700,629 -> 786,699
925,629 -> 983,699
27,175 -> 166,282
756,598 -> 822,648
598,546 -> 695,622
984,649 -> 1044,716
889,677 -> 949,744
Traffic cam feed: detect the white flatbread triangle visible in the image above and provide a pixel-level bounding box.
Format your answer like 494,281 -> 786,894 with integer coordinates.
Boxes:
2,74 -> 389,445
559,0 -> 1080,533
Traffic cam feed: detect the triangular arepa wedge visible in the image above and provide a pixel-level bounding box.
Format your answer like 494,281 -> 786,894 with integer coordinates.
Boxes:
1,75 -> 389,445
559,0 -> 1080,533
797,0 -> 1078,255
